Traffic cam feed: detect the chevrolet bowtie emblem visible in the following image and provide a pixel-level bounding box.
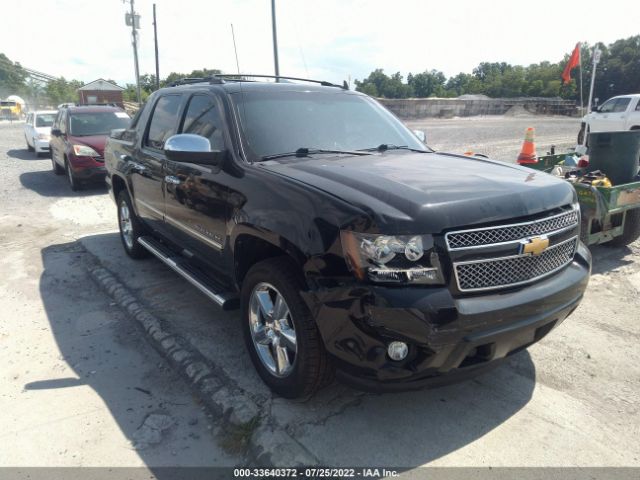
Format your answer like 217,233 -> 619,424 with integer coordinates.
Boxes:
521,236 -> 549,256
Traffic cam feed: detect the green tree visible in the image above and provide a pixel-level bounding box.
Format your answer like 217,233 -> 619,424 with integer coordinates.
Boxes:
354,69 -> 413,98
162,68 -> 222,87
0,53 -> 27,97
407,70 -> 447,97
45,77 -> 83,105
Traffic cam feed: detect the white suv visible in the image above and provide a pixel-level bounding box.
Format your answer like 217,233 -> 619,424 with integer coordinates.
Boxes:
579,94 -> 640,144
24,110 -> 57,156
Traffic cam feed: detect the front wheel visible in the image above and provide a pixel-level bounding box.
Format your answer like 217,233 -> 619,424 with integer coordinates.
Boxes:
241,257 -> 334,398
577,125 -> 589,147
52,156 -> 64,175
117,190 -> 150,259
65,159 -> 81,191
26,136 -> 34,152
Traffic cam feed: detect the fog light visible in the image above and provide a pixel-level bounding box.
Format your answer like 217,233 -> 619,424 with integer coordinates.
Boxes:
387,341 -> 408,361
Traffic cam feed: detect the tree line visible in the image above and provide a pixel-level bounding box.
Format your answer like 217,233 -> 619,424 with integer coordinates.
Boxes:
1,35 -> 638,106
355,36 -> 640,104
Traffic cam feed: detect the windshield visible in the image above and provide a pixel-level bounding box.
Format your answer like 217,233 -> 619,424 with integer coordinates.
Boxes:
35,114 -> 56,127
1,101 -> 17,107
69,111 -> 130,136
232,90 -> 428,160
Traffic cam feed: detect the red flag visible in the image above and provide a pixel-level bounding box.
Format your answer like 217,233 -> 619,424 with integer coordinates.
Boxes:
562,43 -> 581,84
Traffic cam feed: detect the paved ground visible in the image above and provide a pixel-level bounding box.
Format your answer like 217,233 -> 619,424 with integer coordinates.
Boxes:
1,116 -> 639,470
0,122 -> 237,468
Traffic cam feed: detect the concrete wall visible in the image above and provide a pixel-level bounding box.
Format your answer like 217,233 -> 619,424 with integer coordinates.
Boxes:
378,97 -> 577,119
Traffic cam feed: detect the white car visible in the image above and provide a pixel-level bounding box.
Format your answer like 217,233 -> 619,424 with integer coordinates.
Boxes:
579,94 -> 640,144
24,110 -> 57,155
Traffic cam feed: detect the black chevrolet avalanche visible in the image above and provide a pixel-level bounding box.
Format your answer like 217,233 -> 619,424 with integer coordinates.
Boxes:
104,77 -> 591,398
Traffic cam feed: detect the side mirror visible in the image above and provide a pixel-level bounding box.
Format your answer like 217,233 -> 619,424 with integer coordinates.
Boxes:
164,134 -> 225,166
51,128 -> 62,136
413,129 -> 426,143
591,106 -> 600,113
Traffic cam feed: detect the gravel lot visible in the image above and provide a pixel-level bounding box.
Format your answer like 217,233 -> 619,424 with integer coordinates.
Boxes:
1,116 -> 639,470
406,114 -> 581,162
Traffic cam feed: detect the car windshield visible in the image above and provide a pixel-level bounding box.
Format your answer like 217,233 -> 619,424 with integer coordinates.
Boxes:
69,111 -> 130,136
1,101 -> 16,107
35,114 -> 56,127
232,90 -> 429,160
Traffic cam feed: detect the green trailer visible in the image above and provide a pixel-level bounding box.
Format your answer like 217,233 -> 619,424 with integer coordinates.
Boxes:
524,153 -> 640,246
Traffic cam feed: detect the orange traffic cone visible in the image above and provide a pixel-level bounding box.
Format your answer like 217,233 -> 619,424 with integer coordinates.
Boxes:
517,127 -> 538,164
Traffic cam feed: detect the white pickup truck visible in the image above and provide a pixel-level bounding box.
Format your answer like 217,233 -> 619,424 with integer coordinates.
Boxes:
578,94 -> 640,144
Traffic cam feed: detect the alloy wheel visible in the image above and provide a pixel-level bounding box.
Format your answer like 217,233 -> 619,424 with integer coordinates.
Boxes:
119,200 -> 134,250
248,282 -> 297,377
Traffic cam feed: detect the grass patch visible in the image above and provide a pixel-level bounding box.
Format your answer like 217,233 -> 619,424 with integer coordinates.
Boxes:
219,416 -> 260,455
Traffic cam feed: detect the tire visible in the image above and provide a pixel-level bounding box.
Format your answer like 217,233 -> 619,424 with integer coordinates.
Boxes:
605,208 -> 640,247
26,136 -> 34,152
65,159 -> 81,191
52,156 -> 64,175
577,125 -> 588,147
241,257 -> 334,398
116,190 -> 150,259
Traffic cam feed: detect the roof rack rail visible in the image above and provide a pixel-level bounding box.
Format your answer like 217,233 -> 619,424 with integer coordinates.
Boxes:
168,77 -> 221,87
169,74 -> 348,90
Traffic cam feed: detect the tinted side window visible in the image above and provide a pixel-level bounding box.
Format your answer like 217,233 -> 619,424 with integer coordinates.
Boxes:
612,98 -> 631,113
146,95 -> 182,149
181,95 -> 225,150
59,110 -> 67,134
598,99 -> 616,113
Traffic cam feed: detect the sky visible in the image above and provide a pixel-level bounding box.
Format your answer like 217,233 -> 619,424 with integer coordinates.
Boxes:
2,0 -> 639,87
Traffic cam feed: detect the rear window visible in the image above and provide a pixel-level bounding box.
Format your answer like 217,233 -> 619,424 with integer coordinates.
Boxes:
35,114 -> 56,127
68,111 -> 130,136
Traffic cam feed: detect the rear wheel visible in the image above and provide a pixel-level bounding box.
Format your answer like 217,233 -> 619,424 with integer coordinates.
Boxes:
605,208 -> 640,247
117,190 -> 150,259
241,257 -> 334,398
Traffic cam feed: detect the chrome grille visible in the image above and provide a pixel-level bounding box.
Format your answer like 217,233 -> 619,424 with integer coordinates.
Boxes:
454,237 -> 578,292
446,209 -> 579,250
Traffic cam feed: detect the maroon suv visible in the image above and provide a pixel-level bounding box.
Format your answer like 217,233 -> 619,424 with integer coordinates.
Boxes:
50,105 -> 131,190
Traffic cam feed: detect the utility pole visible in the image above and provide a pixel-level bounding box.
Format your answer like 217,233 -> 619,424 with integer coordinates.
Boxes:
271,0 -> 280,81
153,3 -> 160,90
125,0 -> 142,104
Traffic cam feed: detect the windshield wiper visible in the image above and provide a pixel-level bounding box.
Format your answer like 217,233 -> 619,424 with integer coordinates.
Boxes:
260,147 -> 372,161
358,144 -> 428,153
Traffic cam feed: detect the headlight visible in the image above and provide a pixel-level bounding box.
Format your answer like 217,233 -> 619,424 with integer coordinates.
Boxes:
340,231 -> 445,285
37,133 -> 50,140
73,144 -> 100,157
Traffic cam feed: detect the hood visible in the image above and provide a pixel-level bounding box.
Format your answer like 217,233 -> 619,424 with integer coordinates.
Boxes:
68,135 -> 107,156
260,152 -> 576,233
35,126 -> 51,136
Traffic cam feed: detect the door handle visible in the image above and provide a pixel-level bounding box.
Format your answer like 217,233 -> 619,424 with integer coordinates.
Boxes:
165,175 -> 182,185
129,161 -> 146,173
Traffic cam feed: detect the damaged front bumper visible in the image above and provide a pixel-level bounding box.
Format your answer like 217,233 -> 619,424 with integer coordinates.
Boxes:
305,242 -> 591,392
